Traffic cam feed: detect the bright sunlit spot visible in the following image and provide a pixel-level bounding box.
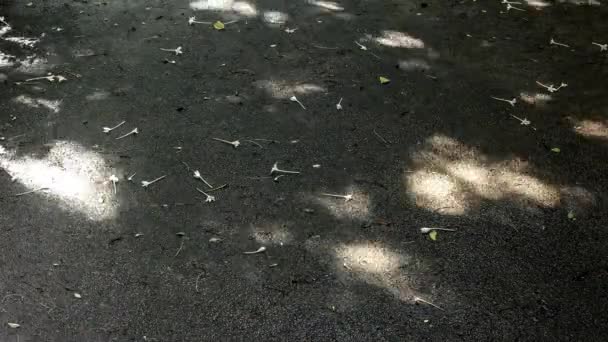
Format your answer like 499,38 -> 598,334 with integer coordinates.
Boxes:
190,0 -> 258,16
367,31 -> 425,49
0,141 -> 118,220
571,119 -> 608,140
263,11 -> 289,25
307,0 -> 344,11
253,79 -> 326,99
525,0 -> 552,7
13,95 -> 62,113
405,135 -> 561,215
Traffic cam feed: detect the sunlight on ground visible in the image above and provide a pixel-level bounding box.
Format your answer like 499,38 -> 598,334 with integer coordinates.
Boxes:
13,95 -> 61,113
366,30 -> 425,49
251,222 -> 293,245
263,11 -> 289,25
571,119 -> 608,140
307,0 -> 345,11
308,186 -> 370,220
85,90 -> 110,101
16,55 -> 51,75
190,0 -> 258,17
0,51 -> 15,67
525,0 -> 552,7
405,135 -> 560,215
519,92 -> 552,105
0,141 -> 118,220
253,79 -> 326,99
398,58 -> 430,71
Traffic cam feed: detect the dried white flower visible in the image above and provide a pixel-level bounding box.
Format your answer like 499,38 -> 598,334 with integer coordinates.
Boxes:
336,97 -> 343,110
116,128 -> 138,140
510,114 -> 531,126
491,96 -> 517,107
102,120 -> 125,134
289,96 -> 306,110
270,162 -> 301,175
592,42 -> 607,51
109,174 -> 119,194
196,188 -> 216,202
243,246 -> 266,254
212,138 -> 240,148
141,175 -> 167,188
354,41 -> 368,50
320,193 -> 353,201
160,46 -> 183,55
550,38 -> 570,48
193,170 -> 213,188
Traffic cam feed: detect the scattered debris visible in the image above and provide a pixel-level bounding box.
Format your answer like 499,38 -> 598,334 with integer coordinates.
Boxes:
373,129 -> 390,144
141,175 -> 167,188
193,170 -> 213,188
284,28 -> 298,34
591,42 -> 607,51
419,227 -> 457,233
536,81 -> 567,93
320,193 -> 353,201
270,162 -> 301,175
109,174 -> 119,194
550,38 -> 570,48
209,237 -> 222,243
195,188 -> 216,203
491,96 -> 517,107
243,246 -> 266,254
116,128 -> 139,140
289,95 -> 306,110
244,139 -> 263,148
212,138 -> 240,148
103,120 -> 126,134
160,46 -> 183,55
336,97 -> 343,110
509,114 -> 531,126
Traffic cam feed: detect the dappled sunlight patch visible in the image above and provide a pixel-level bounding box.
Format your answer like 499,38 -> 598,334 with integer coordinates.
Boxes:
405,134 -> 560,214
0,51 -> 15,68
189,0 -> 258,16
0,141 -> 119,220
525,0 -> 552,7
560,186 -> 596,214
251,222 -> 293,245
367,30 -> 425,49
16,55 -> 51,75
85,90 -> 110,101
307,0 -> 344,11
253,79 -> 326,99
519,92 -> 552,105
398,58 -> 430,71
263,11 -> 289,25
307,186 -> 370,220
571,119 -> 608,140
13,95 -> 61,113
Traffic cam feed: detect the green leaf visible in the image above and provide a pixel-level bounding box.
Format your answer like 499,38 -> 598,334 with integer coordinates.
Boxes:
429,230 -> 437,241
213,21 -> 225,30
379,76 -> 390,84
551,147 -> 560,153
567,211 -> 576,220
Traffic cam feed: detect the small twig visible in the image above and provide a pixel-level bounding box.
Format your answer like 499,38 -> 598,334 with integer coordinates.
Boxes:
181,161 -> 191,171
550,38 -> 570,48
320,193 -> 353,201
175,240 -> 184,257
414,296 -> 443,310
206,184 -> 228,192
373,129 -> 389,144
212,138 -> 240,148
244,139 -> 263,148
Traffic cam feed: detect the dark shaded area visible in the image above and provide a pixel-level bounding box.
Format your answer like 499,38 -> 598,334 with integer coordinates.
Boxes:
1,0 -> 607,341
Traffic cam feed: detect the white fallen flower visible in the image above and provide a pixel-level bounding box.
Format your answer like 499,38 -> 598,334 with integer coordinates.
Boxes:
212,137 -> 240,148
25,74 -> 67,83
243,246 -> 266,254
109,174 -> 119,194
127,172 -> 136,181
419,227 -> 457,233
270,162 -> 301,175
193,170 -> 213,188
592,42 -> 607,51
188,16 -> 211,25
160,46 -> 183,55
7,323 -> 20,328
491,96 -> 517,107
536,81 -> 567,93
284,27 -> 298,34
336,97 -> 343,110
289,95 -> 306,110
354,41 -> 368,50
102,120 -> 125,134
141,175 -> 167,188
209,237 -> 223,242
115,127 -> 138,140
196,187 -> 216,203
320,193 -> 353,201
74,293 -> 82,299
550,38 -> 570,48
510,114 -> 531,126
506,3 -> 525,11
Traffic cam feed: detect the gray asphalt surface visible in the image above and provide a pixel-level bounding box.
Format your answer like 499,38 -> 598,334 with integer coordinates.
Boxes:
1,0 -> 608,341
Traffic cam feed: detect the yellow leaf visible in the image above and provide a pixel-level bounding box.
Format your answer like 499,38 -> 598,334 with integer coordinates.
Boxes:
213,21 -> 225,30
379,76 -> 390,84
429,230 -> 437,241
551,147 -> 560,153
